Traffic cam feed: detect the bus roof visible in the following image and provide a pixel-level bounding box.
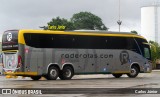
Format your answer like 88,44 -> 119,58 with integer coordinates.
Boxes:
17,29 -> 145,39
3,29 -> 145,44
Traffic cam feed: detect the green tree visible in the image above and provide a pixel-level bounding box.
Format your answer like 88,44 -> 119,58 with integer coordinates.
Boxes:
131,30 -> 138,34
149,41 -> 160,68
44,17 -> 75,31
43,12 -> 108,31
71,12 -> 108,30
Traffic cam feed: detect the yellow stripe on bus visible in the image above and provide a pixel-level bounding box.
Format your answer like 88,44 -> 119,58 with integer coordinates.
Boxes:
18,30 -> 146,44
4,72 -> 38,76
112,71 -> 130,74
2,50 -> 18,52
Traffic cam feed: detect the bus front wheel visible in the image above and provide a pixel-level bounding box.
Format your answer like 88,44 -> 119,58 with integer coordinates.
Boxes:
59,66 -> 74,80
112,74 -> 122,78
31,76 -> 41,80
127,66 -> 139,78
46,66 -> 59,80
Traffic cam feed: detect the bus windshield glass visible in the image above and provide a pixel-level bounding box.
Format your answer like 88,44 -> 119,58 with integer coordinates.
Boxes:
2,30 -> 18,51
144,45 -> 151,60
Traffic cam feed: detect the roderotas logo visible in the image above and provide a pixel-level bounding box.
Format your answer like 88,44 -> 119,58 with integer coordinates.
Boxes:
119,51 -> 129,65
7,33 -> 12,41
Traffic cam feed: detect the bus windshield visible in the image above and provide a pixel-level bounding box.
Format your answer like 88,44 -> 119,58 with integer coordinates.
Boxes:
144,44 -> 151,60
2,30 -> 18,51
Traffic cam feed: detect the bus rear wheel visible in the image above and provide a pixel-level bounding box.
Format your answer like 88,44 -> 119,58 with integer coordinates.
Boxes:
127,66 -> 139,78
31,76 -> 41,80
46,66 -> 59,80
112,74 -> 122,78
59,66 -> 74,80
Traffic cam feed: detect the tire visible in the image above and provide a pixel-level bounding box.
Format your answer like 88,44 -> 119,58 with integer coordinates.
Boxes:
59,66 -> 74,80
31,76 -> 41,80
45,66 -> 59,80
127,66 -> 139,78
112,74 -> 122,78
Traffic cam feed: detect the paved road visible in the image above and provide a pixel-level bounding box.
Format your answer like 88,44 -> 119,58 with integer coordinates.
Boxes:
0,71 -> 160,97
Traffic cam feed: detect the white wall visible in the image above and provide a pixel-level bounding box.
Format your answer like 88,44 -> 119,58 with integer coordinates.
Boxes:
158,7 -> 160,44
141,6 -> 160,45
141,6 -> 155,42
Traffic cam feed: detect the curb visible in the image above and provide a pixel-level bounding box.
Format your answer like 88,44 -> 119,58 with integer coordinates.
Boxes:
152,70 -> 160,72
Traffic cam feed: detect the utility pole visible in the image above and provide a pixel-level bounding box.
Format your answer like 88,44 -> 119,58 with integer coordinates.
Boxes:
117,0 -> 122,32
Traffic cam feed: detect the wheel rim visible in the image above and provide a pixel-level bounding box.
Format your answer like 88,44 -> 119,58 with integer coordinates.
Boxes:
50,69 -> 57,77
130,68 -> 136,76
65,69 -> 71,77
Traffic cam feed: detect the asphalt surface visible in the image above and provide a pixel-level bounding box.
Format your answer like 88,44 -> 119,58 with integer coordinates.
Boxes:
0,70 -> 160,97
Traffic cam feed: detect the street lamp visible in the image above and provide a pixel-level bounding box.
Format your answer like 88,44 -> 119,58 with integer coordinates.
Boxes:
117,0 -> 122,32
117,20 -> 122,32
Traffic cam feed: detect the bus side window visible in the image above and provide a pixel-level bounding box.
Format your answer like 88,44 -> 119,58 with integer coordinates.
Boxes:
106,37 -> 127,49
126,38 -> 141,54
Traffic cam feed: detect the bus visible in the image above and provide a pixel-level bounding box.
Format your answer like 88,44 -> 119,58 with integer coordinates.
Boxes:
2,30 -> 152,80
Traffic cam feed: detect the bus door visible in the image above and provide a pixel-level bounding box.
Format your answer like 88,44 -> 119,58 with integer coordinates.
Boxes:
143,43 -> 152,72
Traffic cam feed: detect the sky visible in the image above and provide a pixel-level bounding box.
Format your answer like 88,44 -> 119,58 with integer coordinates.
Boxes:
0,0 -> 158,40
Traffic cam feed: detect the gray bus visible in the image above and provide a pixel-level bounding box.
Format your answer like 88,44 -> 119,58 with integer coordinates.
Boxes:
2,30 -> 152,80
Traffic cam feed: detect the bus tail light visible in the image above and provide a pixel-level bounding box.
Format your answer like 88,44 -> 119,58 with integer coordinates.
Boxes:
17,55 -> 22,68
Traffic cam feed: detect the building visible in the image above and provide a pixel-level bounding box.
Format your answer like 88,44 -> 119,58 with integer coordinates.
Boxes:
141,4 -> 160,44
